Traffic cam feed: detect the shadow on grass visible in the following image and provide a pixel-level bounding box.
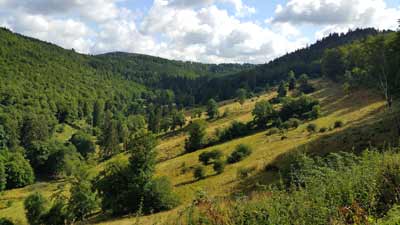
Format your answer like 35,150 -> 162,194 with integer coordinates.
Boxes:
175,173 -> 219,187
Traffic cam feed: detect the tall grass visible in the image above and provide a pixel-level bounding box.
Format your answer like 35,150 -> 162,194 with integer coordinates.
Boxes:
170,149 -> 400,225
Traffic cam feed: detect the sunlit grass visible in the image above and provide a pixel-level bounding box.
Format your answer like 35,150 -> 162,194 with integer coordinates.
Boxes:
0,79 -> 390,225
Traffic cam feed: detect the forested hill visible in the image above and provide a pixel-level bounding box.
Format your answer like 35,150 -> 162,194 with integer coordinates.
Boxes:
199,28 -> 388,101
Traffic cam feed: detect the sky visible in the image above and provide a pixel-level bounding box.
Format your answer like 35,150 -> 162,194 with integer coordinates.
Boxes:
0,0 -> 399,64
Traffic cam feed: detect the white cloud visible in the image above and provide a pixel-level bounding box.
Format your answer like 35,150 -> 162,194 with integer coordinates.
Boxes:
9,0 -> 398,63
140,2 -> 307,63
272,0 -> 400,39
5,12 -> 94,53
0,0 -> 122,22
167,0 -> 255,16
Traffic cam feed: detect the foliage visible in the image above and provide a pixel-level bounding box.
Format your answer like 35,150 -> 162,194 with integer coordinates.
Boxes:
279,95 -> 320,121
334,120 -> 344,128
266,127 -> 280,136
218,121 -> 251,142
213,160 -> 225,174
306,123 -> 317,133
198,150 -> 223,165
206,99 -> 219,119
298,74 -> 315,94
67,169 -> 98,221
236,88 -> 247,105
322,48 -> 346,81
288,71 -> 296,90
185,120 -> 207,153
95,132 -> 178,215
177,150 -> 400,225
193,166 -> 206,180
70,131 -> 96,158
227,144 -> 252,164
237,166 -> 256,179
24,192 -> 47,225
5,152 -> 34,189
252,100 -> 275,128
277,81 -> 287,98
0,218 -> 14,225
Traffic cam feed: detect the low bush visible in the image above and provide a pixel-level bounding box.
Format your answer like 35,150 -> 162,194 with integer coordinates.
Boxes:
176,150 -> 400,225
237,166 -> 256,179
266,127 -> 280,136
282,118 -> 302,130
319,127 -> 327,133
0,218 -> 14,225
227,144 -> 252,164
199,150 -> 223,165
218,121 -> 251,142
194,165 -> 206,180
213,160 -> 225,174
334,120 -> 344,128
306,123 -> 317,133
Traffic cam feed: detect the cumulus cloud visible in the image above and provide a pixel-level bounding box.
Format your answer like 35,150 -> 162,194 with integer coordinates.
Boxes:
4,12 -> 94,53
140,2 -> 307,63
2,0 -> 396,64
167,0 -> 255,16
0,0 -> 121,22
273,0 -> 399,32
271,0 -> 399,41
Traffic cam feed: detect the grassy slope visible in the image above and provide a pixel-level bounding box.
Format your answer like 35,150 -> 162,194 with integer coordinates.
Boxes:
95,80 -> 393,225
0,79 -> 395,225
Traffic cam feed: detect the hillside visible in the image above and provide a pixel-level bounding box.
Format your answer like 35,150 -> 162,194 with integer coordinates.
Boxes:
1,79 -> 398,224
0,26 -> 399,225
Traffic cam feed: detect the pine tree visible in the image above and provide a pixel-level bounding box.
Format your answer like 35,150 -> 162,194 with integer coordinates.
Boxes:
99,111 -> 119,159
288,71 -> 296,90
92,100 -> 104,128
278,81 -> 288,98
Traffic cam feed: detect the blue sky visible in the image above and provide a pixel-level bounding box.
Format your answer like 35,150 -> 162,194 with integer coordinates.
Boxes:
0,0 -> 399,64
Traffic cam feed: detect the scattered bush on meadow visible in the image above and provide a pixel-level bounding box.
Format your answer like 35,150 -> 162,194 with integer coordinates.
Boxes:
194,165 -> 206,180
227,144 -> 252,164
237,166 -> 256,179
213,160 -> 225,174
199,150 -> 223,165
334,120 -> 344,128
306,123 -> 317,133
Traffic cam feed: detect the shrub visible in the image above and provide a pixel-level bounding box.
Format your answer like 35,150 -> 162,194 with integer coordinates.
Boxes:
288,118 -> 301,128
252,100 -> 275,128
306,123 -> 317,133
26,140 -> 81,177
68,178 -> 98,221
280,95 -> 319,121
194,166 -> 206,180
334,120 -> 344,128
218,121 -> 251,142
282,118 -> 301,130
310,105 -> 321,119
213,160 -> 225,174
227,144 -> 252,164
24,193 -> 47,225
319,127 -> 327,133
185,120 -> 207,153
267,127 -> 280,136
199,150 -> 223,165
70,132 -> 96,158
237,166 -> 256,179
5,153 -> 34,189
0,218 -> 15,225
145,177 -> 180,213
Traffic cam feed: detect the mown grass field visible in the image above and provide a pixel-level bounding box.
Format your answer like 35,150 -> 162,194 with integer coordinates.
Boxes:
0,79 -> 395,225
